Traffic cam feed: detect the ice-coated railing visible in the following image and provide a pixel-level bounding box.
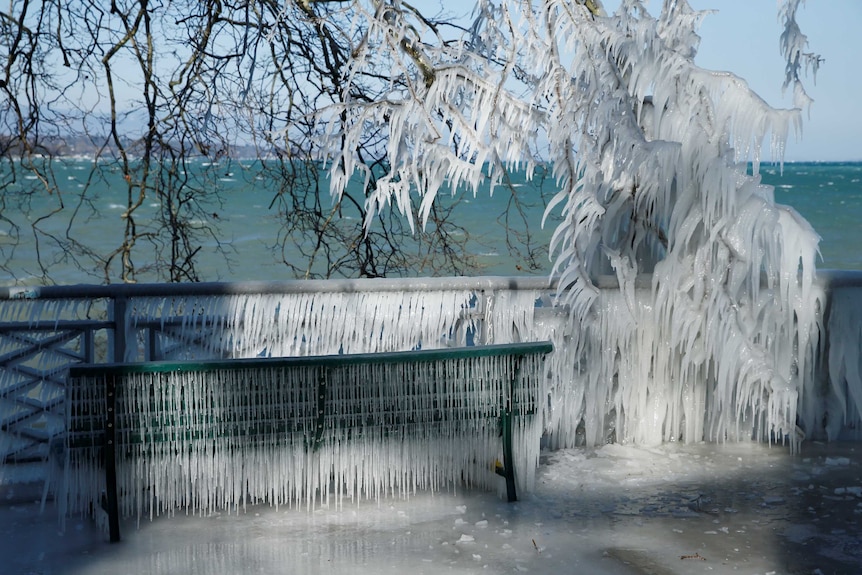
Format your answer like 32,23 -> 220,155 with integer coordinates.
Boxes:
2,271 -> 862,472
0,276 -> 561,465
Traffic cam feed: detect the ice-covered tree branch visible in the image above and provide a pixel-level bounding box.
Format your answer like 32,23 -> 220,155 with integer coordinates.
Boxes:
320,0 -> 828,448
1,0 -> 508,282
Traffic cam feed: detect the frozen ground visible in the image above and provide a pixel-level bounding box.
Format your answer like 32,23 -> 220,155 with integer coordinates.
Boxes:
2,441 -> 861,575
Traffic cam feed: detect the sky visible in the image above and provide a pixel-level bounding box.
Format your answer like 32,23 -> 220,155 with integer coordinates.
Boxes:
647,0 -> 862,162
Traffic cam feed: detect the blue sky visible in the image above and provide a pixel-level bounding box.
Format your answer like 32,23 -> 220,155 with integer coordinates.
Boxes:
664,1 -> 862,162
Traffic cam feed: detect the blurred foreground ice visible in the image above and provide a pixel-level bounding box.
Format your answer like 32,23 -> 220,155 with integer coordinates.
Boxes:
2,441 -> 860,574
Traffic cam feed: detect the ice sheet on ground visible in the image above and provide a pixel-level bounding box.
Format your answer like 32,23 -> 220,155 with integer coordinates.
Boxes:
2,441 -> 861,575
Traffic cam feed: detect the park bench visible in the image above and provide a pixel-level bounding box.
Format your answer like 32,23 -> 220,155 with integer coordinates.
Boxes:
63,341 -> 553,542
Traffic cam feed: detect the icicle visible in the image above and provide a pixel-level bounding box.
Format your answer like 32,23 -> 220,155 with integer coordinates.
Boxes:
826,287 -> 862,440
126,288 -> 477,362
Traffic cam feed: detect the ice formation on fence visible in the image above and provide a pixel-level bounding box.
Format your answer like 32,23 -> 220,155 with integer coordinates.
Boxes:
825,287 -> 862,440
62,351 -> 545,521
127,289 -> 477,360
0,296 -> 109,463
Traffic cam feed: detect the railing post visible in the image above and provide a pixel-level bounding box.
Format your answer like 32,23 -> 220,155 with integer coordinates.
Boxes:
478,290 -> 491,345
81,328 -> 95,364
146,327 -> 160,361
110,297 -> 129,363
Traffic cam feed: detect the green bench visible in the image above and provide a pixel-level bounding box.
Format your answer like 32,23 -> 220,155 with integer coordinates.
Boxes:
63,341 -> 553,542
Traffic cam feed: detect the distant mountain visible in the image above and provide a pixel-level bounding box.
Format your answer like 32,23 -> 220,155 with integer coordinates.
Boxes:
1,135 -> 266,160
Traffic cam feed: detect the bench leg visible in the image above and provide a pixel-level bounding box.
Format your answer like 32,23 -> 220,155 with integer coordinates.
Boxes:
500,408 -> 518,502
498,354 -> 525,502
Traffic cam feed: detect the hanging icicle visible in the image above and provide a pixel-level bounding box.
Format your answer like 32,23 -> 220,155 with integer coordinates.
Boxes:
127,289 -> 477,361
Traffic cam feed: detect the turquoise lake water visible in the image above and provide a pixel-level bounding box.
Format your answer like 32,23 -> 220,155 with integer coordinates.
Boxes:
763,162 -> 862,271
1,160 -> 860,284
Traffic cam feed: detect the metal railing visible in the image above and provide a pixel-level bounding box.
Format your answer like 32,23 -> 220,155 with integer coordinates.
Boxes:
0,276 -> 558,464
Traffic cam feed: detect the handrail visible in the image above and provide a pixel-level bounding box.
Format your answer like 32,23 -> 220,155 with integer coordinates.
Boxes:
0,319 -> 113,331
0,275 -> 558,300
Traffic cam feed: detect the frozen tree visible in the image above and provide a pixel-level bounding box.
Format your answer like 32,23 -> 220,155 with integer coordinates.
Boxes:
320,0 -> 826,447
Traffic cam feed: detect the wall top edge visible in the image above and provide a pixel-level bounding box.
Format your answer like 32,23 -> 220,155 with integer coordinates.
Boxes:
3,270 -> 861,301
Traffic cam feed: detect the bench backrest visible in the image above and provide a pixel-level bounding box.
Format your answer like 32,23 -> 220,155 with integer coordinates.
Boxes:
63,342 -> 552,526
